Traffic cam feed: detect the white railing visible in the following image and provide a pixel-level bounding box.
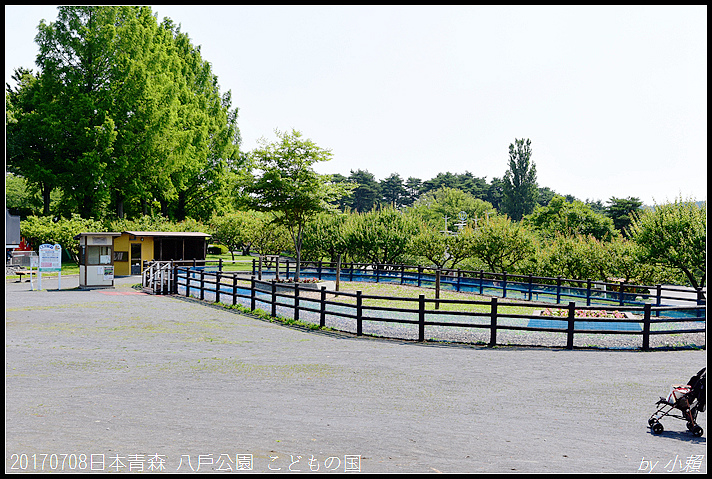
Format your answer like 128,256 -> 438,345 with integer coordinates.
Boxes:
142,261 -> 173,294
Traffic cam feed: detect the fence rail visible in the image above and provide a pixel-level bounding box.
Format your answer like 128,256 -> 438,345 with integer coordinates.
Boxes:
169,265 -> 705,351
245,259 -> 706,311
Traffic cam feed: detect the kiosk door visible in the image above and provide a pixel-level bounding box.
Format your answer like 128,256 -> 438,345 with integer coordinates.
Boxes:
131,243 -> 142,275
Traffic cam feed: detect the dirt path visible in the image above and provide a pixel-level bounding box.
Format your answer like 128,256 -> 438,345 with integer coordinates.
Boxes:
5,275 -> 706,473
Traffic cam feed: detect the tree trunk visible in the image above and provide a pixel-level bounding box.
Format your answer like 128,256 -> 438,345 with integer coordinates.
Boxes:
42,183 -> 52,216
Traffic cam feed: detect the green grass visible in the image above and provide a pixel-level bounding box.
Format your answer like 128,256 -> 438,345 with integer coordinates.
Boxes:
204,253 -> 255,272
329,281 -> 541,317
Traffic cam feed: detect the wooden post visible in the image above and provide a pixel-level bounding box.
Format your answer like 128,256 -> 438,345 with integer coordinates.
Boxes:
232,274 -> 237,306
258,256 -> 262,280
271,280 -> 277,318
215,271 -> 221,304
586,279 -> 592,306
250,276 -> 256,311
566,302 -> 576,350
619,281 -> 625,306
642,303 -> 651,351
489,297 -> 498,347
336,255 -> 341,292
200,270 -> 205,301
556,276 -> 562,304
418,294 -> 426,342
294,283 -> 300,322
356,291 -> 363,336
435,269 -> 441,310
320,286 -> 327,328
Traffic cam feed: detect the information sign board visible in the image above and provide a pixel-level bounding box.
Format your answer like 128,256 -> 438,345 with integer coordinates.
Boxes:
39,244 -> 62,272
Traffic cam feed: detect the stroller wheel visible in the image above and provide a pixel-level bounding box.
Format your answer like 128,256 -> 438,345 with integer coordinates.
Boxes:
652,423 -> 664,434
648,418 -> 658,427
692,425 -> 703,437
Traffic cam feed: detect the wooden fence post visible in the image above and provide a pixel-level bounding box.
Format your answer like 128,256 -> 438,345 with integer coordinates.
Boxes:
356,291 -> 363,336
215,271 -> 221,304
556,276 -> 562,304
619,281 -> 625,306
250,276 -> 256,311
200,270 -> 205,301
566,301 -> 576,350
185,268 -> 191,298
528,274 -> 533,301
642,303 -> 651,350
271,280 -> 277,318
320,286 -> 327,328
502,271 -> 507,298
435,269 -> 441,310
418,294 -> 426,342
489,297 -> 498,347
294,283 -> 300,322
232,274 -> 238,306
336,255 -> 341,292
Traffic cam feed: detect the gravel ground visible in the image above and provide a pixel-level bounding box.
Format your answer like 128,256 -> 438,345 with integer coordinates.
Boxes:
6,274 -> 707,473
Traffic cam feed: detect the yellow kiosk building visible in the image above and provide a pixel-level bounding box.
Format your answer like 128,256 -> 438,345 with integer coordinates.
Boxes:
76,231 -> 211,278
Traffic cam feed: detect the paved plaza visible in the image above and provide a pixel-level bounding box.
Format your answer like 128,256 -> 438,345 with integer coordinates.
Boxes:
5,275 -> 706,473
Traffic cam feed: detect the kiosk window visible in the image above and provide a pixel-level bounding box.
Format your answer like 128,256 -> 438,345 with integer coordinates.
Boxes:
114,251 -> 128,262
86,246 -> 112,265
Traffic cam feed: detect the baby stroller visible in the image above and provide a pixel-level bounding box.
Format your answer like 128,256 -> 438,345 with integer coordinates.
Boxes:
648,368 -> 705,437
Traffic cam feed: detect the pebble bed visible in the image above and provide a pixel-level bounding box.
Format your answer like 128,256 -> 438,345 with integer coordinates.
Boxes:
177,279 -> 705,351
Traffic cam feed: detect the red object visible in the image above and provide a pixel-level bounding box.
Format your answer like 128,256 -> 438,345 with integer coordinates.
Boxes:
17,238 -> 32,251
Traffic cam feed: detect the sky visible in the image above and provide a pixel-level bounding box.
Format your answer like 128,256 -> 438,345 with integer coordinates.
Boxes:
5,5 -> 707,206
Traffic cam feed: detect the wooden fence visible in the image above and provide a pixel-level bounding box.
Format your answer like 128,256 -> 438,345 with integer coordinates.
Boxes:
170,265 -> 705,351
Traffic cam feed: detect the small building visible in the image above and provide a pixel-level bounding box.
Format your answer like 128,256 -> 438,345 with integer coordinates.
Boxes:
75,232 -> 122,288
6,208 -> 21,251
112,231 -> 212,276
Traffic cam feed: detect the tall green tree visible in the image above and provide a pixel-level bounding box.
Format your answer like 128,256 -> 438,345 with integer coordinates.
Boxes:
628,198 -> 706,288
605,196 -> 643,237
6,68 -> 69,216
347,169 -> 381,212
8,6 -> 240,221
245,129 -> 353,281
380,173 -> 407,208
501,138 -> 538,221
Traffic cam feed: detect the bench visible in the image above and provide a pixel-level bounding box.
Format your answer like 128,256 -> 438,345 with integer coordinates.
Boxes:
14,269 -> 32,282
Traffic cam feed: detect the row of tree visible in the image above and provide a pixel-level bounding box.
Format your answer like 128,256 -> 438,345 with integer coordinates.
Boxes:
19,194 -> 705,290
7,7 -> 705,289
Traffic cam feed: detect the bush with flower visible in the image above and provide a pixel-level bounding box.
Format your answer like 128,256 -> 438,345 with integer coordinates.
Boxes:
273,277 -> 321,284
540,308 -> 627,319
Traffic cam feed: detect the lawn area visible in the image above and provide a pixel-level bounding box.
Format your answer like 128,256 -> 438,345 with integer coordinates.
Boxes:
330,280 -> 542,317
205,253 -> 255,272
